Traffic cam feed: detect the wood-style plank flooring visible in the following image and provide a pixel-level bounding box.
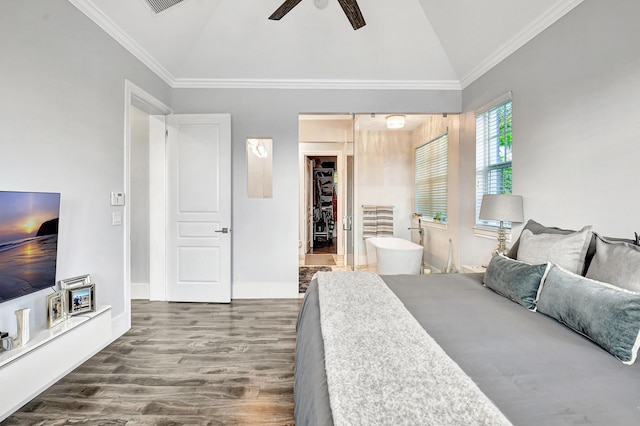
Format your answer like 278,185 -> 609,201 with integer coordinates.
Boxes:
3,299 -> 301,425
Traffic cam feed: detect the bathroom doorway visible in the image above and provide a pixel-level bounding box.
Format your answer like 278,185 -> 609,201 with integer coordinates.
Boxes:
298,114 -> 352,269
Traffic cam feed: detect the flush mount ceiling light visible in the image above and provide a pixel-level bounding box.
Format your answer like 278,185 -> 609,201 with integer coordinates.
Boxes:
386,115 -> 406,129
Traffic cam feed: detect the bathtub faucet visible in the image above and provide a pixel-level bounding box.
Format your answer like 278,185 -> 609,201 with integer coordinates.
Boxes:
408,224 -> 424,246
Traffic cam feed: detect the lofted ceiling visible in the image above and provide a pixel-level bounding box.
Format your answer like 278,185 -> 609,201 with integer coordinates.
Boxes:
69,0 -> 583,89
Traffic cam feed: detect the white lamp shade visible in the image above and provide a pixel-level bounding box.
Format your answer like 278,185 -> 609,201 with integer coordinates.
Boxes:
479,194 -> 524,223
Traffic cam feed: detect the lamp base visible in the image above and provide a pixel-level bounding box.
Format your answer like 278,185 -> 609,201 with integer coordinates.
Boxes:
491,222 -> 509,257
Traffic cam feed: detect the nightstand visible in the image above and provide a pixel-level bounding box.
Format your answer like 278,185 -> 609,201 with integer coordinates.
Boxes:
461,265 -> 487,274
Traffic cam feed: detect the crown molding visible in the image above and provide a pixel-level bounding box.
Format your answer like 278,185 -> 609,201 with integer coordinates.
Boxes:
68,0 -> 176,86
460,0 -> 584,89
68,0 -> 460,91
68,0 -> 461,91
172,78 -> 462,90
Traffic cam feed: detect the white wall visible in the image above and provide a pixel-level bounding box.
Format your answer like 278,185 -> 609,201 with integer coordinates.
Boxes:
411,114 -> 461,272
458,0 -> 640,267
354,130 -> 414,265
0,0 -> 171,336
172,89 -> 461,297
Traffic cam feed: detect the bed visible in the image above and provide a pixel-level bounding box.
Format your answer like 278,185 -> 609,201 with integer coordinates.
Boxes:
294,221 -> 640,425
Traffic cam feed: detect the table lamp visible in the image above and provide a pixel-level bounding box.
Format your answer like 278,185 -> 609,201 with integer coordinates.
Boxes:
479,194 -> 524,255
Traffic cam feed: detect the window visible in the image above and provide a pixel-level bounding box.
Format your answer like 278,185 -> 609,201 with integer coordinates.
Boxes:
476,98 -> 512,227
415,133 -> 448,221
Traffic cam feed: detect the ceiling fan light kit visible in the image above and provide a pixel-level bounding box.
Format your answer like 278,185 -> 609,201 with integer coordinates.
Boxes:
269,0 -> 366,30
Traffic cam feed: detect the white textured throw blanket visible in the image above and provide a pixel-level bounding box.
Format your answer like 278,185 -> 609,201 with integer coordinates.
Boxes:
317,271 -> 512,426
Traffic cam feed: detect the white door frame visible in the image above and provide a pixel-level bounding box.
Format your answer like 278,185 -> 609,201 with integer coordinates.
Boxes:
305,157 -> 314,253
124,80 -> 172,332
298,150 -> 344,260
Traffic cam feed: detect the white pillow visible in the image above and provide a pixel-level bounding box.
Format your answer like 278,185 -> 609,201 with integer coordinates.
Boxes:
517,226 -> 592,274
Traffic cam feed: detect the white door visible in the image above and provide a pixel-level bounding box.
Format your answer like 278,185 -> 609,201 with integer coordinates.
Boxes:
166,114 -> 231,303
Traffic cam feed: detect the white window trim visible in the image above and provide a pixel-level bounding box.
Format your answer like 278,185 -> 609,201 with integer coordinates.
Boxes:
473,225 -> 513,242
475,93 -> 513,228
421,217 -> 448,230
474,91 -> 512,116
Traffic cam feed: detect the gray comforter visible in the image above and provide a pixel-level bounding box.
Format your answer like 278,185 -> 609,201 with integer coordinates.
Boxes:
294,273 -> 640,425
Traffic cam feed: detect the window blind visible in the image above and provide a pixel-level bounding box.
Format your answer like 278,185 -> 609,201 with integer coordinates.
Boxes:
476,100 -> 512,227
415,133 -> 448,221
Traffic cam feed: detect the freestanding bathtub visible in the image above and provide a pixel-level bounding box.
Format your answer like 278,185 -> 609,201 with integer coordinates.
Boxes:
365,237 -> 423,275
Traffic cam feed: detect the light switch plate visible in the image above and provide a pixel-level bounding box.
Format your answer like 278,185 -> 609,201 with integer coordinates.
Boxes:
112,211 -> 122,226
110,192 -> 125,206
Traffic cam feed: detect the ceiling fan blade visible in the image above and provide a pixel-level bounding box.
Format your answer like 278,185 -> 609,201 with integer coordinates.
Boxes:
337,0 -> 366,30
269,0 -> 304,21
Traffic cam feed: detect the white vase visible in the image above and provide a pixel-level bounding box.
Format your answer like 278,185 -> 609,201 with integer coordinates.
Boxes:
14,308 -> 30,348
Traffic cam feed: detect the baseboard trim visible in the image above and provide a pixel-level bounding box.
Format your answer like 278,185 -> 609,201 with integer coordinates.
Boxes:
110,311 -> 130,341
424,262 -> 442,274
131,282 -> 150,300
232,281 -> 298,299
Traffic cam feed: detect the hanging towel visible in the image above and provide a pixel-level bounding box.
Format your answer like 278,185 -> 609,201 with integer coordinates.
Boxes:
362,205 -> 378,239
362,205 -> 394,238
376,205 -> 394,237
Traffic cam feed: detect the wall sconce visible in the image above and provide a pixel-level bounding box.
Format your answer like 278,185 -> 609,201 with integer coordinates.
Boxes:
248,138 -> 269,158
386,115 -> 406,129
246,138 -> 273,198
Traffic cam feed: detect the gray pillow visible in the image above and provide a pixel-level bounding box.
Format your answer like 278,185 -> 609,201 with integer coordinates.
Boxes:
586,234 -> 640,292
507,219 -> 581,259
517,226 -> 592,275
507,219 -> 636,274
484,254 -> 549,311
538,265 -> 640,365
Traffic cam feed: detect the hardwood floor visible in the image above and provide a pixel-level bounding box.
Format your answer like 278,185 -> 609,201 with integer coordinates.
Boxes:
309,238 -> 337,254
4,299 -> 301,425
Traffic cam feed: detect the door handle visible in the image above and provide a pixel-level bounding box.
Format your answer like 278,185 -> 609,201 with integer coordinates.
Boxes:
215,227 -> 230,234
343,216 -> 352,231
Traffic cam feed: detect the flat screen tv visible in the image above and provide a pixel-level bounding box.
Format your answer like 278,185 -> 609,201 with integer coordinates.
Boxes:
0,191 -> 61,303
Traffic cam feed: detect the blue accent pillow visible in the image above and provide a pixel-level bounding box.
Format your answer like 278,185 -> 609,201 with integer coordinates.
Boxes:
538,265 -> 640,365
483,254 -> 550,311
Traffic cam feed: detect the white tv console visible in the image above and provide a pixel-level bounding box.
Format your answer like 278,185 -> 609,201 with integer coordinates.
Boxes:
0,305 -> 112,421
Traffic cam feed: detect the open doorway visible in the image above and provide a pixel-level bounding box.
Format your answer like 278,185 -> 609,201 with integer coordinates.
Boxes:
308,155 -> 337,256
299,112 -> 450,274
298,114 -> 353,270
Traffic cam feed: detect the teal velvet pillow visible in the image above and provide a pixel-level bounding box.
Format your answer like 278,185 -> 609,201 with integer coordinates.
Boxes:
538,265 -> 640,365
483,254 -> 550,311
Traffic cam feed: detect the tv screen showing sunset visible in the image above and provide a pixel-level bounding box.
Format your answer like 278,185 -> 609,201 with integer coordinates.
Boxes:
0,191 -> 60,303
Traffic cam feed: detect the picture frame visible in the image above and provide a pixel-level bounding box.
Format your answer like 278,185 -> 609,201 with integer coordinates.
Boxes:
46,290 -> 66,328
59,274 -> 92,289
67,284 -> 95,316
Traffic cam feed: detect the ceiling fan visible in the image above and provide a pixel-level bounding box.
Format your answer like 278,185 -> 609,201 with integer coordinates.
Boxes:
269,0 -> 366,30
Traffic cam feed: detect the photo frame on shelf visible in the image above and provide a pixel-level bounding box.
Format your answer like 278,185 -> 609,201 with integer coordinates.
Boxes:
67,284 -> 95,316
46,290 -> 66,328
59,274 -> 92,289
